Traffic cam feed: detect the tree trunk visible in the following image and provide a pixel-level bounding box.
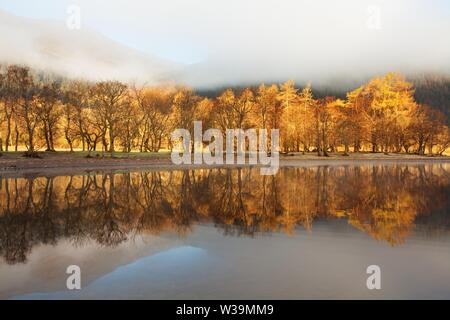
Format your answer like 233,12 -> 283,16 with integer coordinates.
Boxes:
49,128 -> 55,151
43,124 -> 51,151
14,124 -> 19,151
5,114 -> 11,151
109,128 -> 115,153
28,130 -> 34,152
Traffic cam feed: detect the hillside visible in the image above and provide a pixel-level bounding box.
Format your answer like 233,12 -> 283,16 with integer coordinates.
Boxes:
0,10 -> 177,84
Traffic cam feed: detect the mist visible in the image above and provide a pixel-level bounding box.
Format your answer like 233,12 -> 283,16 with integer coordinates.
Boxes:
0,10 -> 176,84
0,0 -> 449,88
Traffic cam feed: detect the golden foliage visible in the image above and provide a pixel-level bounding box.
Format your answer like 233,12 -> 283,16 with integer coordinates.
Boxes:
0,66 -> 449,155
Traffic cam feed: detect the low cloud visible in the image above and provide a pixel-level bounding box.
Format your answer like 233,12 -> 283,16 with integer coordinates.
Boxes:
0,10 -> 176,84
0,0 -> 449,88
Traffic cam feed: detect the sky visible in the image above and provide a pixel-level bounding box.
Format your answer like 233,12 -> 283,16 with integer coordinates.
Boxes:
0,0 -> 449,86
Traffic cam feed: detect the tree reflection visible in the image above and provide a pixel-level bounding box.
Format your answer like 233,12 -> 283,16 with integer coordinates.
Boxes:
1,164 -> 450,264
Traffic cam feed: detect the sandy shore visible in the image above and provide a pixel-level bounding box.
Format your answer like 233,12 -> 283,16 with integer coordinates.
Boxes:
0,151 -> 449,177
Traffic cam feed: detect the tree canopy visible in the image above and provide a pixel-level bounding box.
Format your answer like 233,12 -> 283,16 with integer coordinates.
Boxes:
0,65 -> 449,155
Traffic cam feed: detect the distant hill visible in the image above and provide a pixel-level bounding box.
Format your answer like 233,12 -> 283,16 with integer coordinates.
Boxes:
0,10 -> 178,84
412,74 -> 450,124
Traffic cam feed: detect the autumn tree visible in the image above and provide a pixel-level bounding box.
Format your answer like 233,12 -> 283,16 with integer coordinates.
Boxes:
424,108 -> 448,155
409,105 -> 448,155
171,87 -> 202,151
315,97 -> 344,156
254,84 -> 280,149
133,86 -> 174,152
334,103 -> 355,154
435,126 -> 450,155
35,81 -> 62,151
0,70 -> 4,151
255,84 -> 278,129
216,89 -> 238,131
91,81 -> 128,153
297,85 -> 316,153
278,80 -> 299,152
8,66 -> 40,153
215,88 -> 255,130
0,66 -> 24,151
364,73 -> 416,153
62,80 -> 93,151
235,88 -> 255,129
118,97 -> 140,153
83,107 -> 105,153
345,86 -> 371,152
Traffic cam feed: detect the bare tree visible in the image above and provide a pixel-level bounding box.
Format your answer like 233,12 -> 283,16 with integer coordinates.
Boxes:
8,66 -> 39,153
91,81 -> 128,153
36,81 -> 62,151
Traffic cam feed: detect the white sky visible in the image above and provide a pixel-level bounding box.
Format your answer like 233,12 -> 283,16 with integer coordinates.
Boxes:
0,0 -> 449,86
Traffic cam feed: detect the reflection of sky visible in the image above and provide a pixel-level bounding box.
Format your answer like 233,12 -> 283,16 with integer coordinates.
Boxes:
10,223 -> 450,299
1,0 -> 449,66
13,246 -> 211,299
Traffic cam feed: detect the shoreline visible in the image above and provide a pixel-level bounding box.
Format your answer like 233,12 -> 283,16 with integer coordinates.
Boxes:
0,152 -> 449,177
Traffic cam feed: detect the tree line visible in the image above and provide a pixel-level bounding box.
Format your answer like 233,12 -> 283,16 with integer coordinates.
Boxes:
0,64 -> 449,156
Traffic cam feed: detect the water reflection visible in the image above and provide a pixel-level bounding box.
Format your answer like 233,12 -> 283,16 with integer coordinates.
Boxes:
1,164 -> 450,265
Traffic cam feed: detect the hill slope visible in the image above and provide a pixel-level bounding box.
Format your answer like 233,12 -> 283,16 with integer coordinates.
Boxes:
0,10 -> 177,84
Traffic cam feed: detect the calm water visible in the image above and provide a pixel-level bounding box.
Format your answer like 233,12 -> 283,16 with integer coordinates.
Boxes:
1,163 -> 450,299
